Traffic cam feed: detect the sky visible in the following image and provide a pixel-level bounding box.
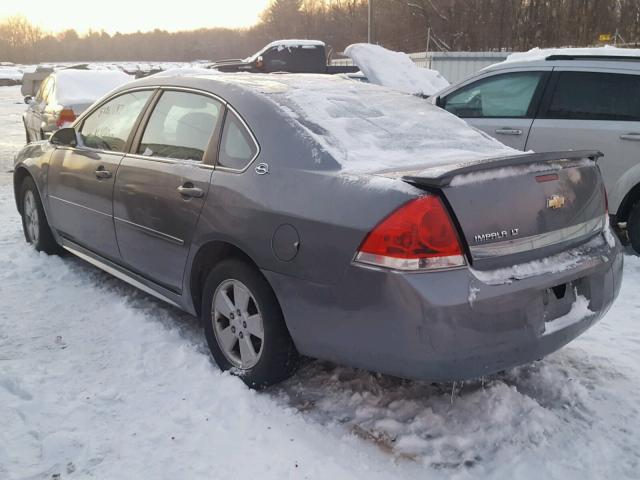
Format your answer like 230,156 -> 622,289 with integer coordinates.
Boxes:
0,0 -> 271,34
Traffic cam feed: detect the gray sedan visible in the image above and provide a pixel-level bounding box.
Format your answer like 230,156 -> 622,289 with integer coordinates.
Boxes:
13,72 -> 623,388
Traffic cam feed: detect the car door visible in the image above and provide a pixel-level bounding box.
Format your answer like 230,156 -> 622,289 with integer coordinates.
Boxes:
525,68 -> 640,213
47,89 -> 154,261
440,69 -> 551,150
26,76 -> 52,140
113,89 -> 223,292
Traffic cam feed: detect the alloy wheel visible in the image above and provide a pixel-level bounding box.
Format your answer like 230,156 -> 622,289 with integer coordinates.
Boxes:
23,190 -> 40,245
211,279 -> 265,369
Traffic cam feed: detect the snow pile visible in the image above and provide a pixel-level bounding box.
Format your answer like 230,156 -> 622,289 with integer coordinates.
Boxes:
224,74 -> 518,172
501,45 -> 640,64
344,43 -> 449,96
53,69 -> 133,106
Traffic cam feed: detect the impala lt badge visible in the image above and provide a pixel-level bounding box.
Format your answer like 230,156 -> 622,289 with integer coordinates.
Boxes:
547,194 -> 566,209
474,228 -> 520,244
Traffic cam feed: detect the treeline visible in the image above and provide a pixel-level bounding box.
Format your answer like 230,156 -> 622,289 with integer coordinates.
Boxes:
2,0 -> 640,63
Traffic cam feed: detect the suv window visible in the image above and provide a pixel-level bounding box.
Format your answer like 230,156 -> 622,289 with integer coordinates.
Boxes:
546,71 -> 640,121
37,76 -> 54,103
217,110 -> 258,170
80,90 -> 152,152
138,91 -> 222,161
443,71 -> 544,118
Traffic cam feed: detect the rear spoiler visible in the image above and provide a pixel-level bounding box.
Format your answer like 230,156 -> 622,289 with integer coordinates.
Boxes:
402,150 -> 602,188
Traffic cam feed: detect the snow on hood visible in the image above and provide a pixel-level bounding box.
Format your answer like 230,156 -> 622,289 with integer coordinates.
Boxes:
207,73 -> 518,173
501,45 -> 640,64
53,69 -> 133,107
344,43 -> 449,96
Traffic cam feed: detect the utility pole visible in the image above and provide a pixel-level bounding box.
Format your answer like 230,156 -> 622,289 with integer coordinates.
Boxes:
368,0 -> 373,43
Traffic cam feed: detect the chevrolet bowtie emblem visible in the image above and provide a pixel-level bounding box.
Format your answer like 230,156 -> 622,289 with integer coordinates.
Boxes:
547,195 -> 566,209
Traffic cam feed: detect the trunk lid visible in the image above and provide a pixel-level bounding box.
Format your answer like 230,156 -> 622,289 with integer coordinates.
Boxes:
396,150 -> 607,270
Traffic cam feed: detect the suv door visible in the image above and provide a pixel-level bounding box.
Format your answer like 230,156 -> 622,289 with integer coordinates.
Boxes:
47,89 -> 154,260
113,89 -> 223,292
440,70 -> 550,149
526,69 -> 640,214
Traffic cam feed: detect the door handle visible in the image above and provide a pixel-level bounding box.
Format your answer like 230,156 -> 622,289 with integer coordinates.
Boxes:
620,133 -> 640,141
94,166 -> 112,179
495,128 -> 523,136
177,183 -> 204,198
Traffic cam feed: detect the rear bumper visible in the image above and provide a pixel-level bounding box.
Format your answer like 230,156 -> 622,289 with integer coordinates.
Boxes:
265,234 -> 623,382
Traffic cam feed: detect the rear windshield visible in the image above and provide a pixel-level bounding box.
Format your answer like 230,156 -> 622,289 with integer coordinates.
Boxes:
259,75 -> 519,172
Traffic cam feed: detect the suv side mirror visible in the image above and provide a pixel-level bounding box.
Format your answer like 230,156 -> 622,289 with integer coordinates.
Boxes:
24,95 -> 34,105
50,127 -> 78,147
435,96 -> 445,108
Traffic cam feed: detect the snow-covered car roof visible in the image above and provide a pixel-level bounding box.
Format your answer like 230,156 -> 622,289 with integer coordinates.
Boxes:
491,46 -> 640,68
173,72 -> 518,173
344,43 -> 449,96
51,69 -> 133,106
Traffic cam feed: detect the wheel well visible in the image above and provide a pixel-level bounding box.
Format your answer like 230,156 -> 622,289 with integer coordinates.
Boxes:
190,241 -> 259,316
616,183 -> 640,221
13,167 -> 31,214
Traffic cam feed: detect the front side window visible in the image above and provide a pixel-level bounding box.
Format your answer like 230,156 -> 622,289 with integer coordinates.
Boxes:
80,90 -> 152,152
138,91 -> 222,161
217,110 -> 258,170
546,71 -> 640,121
443,71 -> 544,118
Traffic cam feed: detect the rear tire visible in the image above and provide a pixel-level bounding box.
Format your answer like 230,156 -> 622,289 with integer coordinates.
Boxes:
20,176 -> 61,254
202,259 -> 299,389
628,202 -> 640,254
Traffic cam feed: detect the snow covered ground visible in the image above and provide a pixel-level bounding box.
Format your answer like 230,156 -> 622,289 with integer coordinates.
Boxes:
1,84 -> 639,479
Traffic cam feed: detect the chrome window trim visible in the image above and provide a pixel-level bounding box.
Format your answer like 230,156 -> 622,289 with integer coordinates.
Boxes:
469,215 -> 606,259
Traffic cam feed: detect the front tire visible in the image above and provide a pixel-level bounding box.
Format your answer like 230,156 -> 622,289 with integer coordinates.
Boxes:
628,202 -> 640,254
20,176 -> 61,254
202,259 -> 299,388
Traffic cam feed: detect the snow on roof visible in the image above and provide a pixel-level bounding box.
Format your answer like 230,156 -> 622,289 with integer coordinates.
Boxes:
53,69 -> 133,106
344,43 -> 449,96
501,45 -> 640,64
199,73 -> 518,173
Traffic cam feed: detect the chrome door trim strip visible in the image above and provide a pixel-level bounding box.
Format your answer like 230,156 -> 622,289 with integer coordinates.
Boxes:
469,216 -> 606,258
48,194 -> 111,218
62,242 -> 181,308
114,216 -> 185,246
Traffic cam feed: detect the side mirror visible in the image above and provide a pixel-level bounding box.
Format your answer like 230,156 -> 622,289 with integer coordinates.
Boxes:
24,95 -> 34,105
255,55 -> 265,72
50,127 -> 78,147
435,96 -> 444,108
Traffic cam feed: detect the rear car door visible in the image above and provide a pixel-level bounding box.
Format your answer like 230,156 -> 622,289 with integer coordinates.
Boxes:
25,76 -> 52,140
47,89 -> 154,260
525,69 -> 640,212
113,89 -> 223,292
440,69 -> 550,149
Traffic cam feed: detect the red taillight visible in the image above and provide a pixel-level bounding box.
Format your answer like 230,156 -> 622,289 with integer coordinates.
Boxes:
56,108 -> 76,128
355,195 -> 466,271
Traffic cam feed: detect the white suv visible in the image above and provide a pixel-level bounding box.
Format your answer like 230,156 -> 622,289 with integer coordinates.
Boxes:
433,50 -> 640,252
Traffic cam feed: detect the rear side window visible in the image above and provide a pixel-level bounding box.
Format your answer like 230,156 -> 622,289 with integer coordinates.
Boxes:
262,45 -> 325,73
138,91 -> 222,161
217,110 -> 258,170
545,72 -> 640,121
443,71 -> 544,118
80,90 -> 152,152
